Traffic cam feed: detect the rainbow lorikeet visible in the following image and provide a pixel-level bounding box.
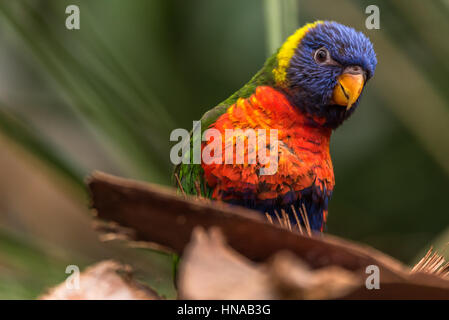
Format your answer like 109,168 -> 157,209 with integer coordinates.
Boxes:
174,21 -> 377,232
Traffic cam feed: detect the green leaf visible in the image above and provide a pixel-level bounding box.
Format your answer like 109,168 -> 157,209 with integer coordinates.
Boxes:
263,0 -> 299,55
0,1 -> 175,184
0,228 -> 78,299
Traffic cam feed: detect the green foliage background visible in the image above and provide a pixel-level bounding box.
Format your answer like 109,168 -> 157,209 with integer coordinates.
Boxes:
0,0 -> 448,299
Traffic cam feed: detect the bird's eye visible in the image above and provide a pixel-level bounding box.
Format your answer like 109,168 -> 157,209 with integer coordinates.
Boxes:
314,48 -> 330,64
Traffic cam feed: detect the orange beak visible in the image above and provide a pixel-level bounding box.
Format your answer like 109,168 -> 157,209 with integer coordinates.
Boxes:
332,71 -> 365,111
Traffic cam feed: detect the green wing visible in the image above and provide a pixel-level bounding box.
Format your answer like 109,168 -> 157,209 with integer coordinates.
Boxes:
173,53 -> 277,198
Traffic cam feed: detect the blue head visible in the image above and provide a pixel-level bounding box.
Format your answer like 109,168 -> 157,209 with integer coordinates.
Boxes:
273,21 -> 377,128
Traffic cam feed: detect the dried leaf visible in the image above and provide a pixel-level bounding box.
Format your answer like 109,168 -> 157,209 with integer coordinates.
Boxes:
268,251 -> 361,299
39,260 -> 161,300
178,227 -> 274,300
412,247 -> 449,278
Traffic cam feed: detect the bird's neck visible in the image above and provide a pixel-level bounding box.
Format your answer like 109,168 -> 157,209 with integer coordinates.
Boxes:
224,86 -> 332,152
282,85 -> 352,129
257,86 -> 332,145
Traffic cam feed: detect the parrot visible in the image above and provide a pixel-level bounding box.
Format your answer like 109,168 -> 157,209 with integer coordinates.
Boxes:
174,21 -> 377,232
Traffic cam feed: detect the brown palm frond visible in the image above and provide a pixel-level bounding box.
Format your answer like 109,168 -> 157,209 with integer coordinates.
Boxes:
412,246 -> 449,278
264,205 -> 312,237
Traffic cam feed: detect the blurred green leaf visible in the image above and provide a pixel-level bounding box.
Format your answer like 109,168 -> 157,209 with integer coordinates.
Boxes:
0,228 -> 78,299
0,0 -> 175,184
414,227 -> 449,265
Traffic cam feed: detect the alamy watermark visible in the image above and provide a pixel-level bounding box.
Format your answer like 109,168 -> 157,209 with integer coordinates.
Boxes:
65,5 -> 80,30
365,5 -> 380,29
65,265 -> 80,290
365,265 -> 380,290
